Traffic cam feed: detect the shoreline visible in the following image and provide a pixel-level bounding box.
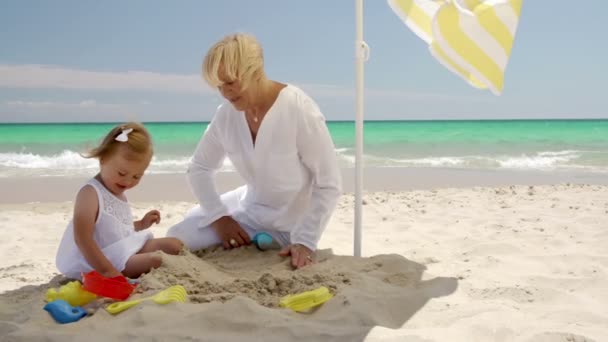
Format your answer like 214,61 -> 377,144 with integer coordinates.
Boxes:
1,167 -> 607,204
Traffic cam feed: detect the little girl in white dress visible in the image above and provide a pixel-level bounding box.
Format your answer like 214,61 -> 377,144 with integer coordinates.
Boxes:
56,122 -> 183,280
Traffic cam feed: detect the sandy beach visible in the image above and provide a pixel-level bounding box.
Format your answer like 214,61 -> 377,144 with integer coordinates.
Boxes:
1,169 -> 607,341
2,0 -> 607,340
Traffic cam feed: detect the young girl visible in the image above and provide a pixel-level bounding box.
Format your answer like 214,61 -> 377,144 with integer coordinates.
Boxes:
56,122 -> 183,280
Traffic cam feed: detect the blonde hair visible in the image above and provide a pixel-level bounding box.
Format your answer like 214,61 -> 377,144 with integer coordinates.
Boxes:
202,33 -> 265,91
84,122 -> 153,161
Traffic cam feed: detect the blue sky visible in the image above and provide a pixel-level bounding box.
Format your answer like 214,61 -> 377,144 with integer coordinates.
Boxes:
0,1 -> 606,122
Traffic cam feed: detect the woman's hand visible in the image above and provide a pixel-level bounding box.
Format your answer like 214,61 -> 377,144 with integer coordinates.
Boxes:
211,216 -> 251,249
279,244 -> 314,269
136,210 -> 161,231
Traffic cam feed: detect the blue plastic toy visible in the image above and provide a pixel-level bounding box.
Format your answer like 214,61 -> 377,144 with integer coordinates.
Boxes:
43,299 -> 87,324
252,232 -> 280,251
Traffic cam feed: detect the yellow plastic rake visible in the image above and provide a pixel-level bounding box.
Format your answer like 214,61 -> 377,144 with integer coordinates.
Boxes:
105,285 -> 187,315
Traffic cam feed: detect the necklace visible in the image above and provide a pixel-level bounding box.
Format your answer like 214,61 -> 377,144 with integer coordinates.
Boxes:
252,116 -> 258,123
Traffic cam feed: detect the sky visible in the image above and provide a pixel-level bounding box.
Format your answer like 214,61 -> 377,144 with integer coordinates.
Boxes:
0,0 -> 606,123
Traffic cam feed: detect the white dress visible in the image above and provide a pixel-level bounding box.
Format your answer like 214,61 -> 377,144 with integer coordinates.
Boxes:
56,178 -> 153,280
167,84 -> 341,251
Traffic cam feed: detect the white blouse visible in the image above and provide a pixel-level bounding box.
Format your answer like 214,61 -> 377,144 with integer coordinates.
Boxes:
56,178 -> 152,279
187,84 -> 341,250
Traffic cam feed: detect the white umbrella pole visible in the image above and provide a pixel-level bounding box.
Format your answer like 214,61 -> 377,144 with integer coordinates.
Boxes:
354,0 -> 368,257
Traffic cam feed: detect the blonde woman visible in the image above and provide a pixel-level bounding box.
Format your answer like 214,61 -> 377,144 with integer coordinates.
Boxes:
167,33 -> 341,269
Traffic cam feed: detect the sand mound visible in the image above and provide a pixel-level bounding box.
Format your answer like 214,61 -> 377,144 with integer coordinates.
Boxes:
0,249 -> 457,341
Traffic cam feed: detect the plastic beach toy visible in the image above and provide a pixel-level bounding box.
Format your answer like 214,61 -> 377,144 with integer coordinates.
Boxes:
46,281 -> 97,307
279,286 -> 333,312
82,271 -> 137,300
43,299 -> 87,324
252,232 -> 281,251
105,285 -> 188,315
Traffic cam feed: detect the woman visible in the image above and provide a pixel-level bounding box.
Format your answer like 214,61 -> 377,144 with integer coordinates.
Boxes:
167,33 -> 341,269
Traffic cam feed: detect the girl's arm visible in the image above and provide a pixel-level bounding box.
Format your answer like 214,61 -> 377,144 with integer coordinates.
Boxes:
72,185 -> 122,278
133,210 -> 161,231
134,220 -> 143,231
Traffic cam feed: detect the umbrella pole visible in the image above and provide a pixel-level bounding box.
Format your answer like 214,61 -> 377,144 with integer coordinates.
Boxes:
354,0 -> 368,257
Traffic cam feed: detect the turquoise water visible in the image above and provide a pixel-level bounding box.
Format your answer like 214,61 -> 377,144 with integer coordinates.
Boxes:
1,120 -> 607,176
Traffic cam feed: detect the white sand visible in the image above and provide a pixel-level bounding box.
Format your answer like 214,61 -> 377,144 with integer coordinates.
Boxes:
1,184 -> 607,341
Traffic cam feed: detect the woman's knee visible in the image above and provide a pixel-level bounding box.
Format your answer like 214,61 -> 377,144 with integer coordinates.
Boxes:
166,220 -> 220,251
166,223 -> 182,239
166,223 -> 196,250
166,218 -> 196,240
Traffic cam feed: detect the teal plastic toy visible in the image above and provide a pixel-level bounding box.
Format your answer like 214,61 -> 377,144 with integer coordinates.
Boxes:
252,232 -> 281,251
43,299 -> 87,324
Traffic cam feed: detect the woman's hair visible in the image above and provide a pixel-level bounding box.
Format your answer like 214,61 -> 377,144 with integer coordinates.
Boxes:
202,33 -> 265,91
84,122 -> 153,161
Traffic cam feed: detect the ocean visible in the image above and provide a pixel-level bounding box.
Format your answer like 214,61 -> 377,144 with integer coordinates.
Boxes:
0,120 -> 607,178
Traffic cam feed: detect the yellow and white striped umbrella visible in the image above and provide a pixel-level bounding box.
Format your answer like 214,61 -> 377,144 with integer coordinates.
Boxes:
388,0 -> 523,95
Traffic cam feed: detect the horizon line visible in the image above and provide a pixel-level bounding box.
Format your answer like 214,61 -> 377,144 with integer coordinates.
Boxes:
1,117 -> 608,125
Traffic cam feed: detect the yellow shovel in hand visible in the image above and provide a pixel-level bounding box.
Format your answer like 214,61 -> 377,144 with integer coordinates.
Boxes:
105,285 -> 187,315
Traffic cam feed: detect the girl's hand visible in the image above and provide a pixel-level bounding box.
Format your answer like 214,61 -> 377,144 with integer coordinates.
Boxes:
138,210 -> 161,230
279,244 -> 314,269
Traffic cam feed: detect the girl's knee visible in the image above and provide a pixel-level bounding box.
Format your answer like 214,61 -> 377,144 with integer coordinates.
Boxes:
123,252 -> 162,278
150,253 -> 162,269
166,238 -> 184,255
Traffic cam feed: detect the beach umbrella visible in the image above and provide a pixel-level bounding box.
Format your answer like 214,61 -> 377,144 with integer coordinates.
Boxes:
353,0 -> 523,256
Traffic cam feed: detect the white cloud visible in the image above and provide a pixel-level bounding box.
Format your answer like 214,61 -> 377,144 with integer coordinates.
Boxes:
297,83 -> 491,102
0,64 -> 213,94
1,99 -> 158,123
0,64 -> 486,103
296,83 -> 354,98
5,99 -> 127,109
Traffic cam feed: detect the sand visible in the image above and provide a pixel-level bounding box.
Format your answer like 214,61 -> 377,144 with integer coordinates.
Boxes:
1,183 -> 607,341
